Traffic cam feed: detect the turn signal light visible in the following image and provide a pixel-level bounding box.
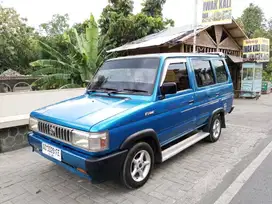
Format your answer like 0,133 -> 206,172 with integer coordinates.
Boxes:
77,168 -> 87,174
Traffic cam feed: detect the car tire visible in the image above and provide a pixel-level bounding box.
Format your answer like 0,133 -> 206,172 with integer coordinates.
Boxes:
121,142 -> 154,189
206,114 -> 222,143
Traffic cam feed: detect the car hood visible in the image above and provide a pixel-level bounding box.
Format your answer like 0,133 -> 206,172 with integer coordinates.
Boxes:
31,94 -> 144,131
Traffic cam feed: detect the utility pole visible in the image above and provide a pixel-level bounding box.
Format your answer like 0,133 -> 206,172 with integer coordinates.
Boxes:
193,0 -> 198,53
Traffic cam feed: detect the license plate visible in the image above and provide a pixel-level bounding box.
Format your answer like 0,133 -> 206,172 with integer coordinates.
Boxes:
42,143 -> 62,161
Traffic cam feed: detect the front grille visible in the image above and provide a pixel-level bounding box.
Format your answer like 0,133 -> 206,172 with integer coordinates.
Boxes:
38,120 -> 72,143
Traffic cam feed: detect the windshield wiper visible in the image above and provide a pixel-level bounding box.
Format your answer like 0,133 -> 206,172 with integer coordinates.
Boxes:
123,88 -> 148,93
87,88 -> 99,93
98,87 -> 121,96
87,88 -> 116,94
99,87 -> 118,92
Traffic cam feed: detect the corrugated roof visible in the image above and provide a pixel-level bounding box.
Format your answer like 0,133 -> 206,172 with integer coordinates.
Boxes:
107,25 -> 206,53
107,19 -> 248,53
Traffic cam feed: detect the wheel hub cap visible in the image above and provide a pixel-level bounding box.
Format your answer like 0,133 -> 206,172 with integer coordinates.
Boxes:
130,150 -> 151,182
213,119 -> 221,138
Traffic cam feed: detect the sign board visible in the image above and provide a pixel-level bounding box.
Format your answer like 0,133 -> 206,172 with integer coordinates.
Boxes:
243,38 -> 270,62
202,0 -> 232,25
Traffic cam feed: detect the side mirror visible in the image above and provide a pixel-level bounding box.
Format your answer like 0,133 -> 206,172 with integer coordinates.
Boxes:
160,82 -> 177,97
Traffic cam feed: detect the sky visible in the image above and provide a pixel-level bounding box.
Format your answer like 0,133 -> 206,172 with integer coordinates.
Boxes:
1,0 -> 271,29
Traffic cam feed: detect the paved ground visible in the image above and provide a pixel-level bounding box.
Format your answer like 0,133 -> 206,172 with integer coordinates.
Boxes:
1,94 -> 272,204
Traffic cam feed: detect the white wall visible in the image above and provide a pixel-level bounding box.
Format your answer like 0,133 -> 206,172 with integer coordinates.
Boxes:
0,88 -> 85,117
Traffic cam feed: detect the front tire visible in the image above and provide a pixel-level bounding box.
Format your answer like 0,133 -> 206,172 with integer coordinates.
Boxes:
121,142 -> 154,189
206,114 -> 222,142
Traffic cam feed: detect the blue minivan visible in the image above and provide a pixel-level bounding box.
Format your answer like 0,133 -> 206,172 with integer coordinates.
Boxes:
28,53 -> 234,188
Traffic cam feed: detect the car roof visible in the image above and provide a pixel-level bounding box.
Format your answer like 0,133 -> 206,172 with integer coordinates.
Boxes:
107,52 -> 224,61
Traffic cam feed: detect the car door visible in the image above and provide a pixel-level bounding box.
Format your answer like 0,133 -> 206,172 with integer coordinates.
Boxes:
190,58 -> 220,127
156,58 -> 197,146
211,59 -> 234,113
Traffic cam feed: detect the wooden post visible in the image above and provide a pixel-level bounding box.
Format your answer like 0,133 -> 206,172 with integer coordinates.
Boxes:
193,0 -> 198,53
180,44 -> 185,52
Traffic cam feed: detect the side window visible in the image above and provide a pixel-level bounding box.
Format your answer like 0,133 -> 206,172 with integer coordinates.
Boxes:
192,60 -> 215,87
163,62 -> 190,92
213,60 -> 228,83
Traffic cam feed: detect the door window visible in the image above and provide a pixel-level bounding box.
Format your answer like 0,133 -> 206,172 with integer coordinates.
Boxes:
163,62 -> 190,92
254,67 -> 262,80
191,60 -> 215,87
213,60 -> 228,83
242,68 -> 253,80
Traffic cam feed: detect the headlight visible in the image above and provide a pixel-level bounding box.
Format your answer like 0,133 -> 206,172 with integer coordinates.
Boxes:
29,117 -> 38,131
72,130 -> 109,152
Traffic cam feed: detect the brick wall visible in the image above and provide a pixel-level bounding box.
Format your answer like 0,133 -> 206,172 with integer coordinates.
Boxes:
0,125 -> 29,153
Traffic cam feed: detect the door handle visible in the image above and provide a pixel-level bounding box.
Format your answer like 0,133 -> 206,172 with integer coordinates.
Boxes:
188,100 -> 194,104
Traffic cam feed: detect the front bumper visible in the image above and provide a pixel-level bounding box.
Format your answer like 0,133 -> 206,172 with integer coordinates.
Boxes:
28,132 -> 127,183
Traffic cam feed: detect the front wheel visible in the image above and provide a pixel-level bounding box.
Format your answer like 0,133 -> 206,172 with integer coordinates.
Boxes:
206,114 -> 222,142
121,142 -> 154,189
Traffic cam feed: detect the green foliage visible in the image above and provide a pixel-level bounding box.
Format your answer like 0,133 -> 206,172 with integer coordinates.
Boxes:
240,3 -> 265,38
39,14 -> 70,36
98,0 -> 134,37
235,17 -> 244,30
31,15 -> 111,90
141,0 -> 166,17
238,3 -> 272,81
263,60 -> 272,81
0,5 -> 40,74
1,0 -> 173,90
38,14 -> 71,60
98,0 -> 174,50
73,20 -> 89,35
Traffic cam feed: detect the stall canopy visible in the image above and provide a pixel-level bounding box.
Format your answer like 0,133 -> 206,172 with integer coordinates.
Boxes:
227,55 -> 243,63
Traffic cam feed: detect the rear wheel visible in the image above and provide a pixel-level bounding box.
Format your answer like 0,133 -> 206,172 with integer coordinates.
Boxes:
121,142 -> 154,189
206,114 -> 222,142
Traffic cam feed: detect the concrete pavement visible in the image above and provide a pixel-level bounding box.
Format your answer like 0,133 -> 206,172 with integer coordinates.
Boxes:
1,94 -> 272,204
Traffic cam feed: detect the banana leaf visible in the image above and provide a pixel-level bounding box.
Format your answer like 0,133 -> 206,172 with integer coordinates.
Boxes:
32,67 -> 72,76
38,41 -> 69,62
59,83 -> 82,89
30,59 -> 77,72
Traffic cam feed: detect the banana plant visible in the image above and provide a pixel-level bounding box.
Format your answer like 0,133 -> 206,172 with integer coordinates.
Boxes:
30,14 -> 112,90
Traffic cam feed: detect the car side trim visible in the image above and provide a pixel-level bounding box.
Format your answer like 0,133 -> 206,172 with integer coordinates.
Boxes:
120,129 -> 162,162
229,105 -> 235,114
212,108 -> 226,128
204,108 -> 226,132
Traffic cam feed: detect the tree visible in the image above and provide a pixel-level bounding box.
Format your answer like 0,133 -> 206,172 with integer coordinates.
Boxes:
235,17 -> 244,30
98,0 -> 174,50
38,14 -> 72,63
98,0 -> 134,36
0,5 -> 39,74
30,15 -> 112,90
73,20 -> 89,35
39,14 -> 69,36
240,3 -> 265,38
141,0 -> 166,17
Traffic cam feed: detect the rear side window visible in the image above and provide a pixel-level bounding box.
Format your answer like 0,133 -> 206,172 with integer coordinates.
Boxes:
213,60 -> 228,83
163,62 -> 190,92
191,60 -> 215,87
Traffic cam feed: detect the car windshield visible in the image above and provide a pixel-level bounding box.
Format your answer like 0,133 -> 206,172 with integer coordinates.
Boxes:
88,57 -> 160,95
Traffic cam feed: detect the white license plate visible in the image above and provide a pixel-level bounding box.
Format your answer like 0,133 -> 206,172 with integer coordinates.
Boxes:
42,143 -> 62,161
